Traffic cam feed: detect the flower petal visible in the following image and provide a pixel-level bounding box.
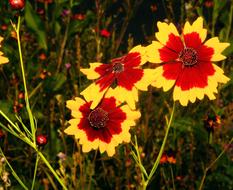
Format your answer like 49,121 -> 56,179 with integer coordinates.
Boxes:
145,41 -> 164,63
173,64 -> 229,106
66,97 -> 86,111
64,119 -> 80,135
134,69 -> 157,91
184,32 -> 202,49
80,83 -> 108,109
80,62 -> 102,79
117,67 -> 143,90
129,45 -> 148,65
0,52 -> 9,65
155,21 -> 179,46
151,63 -> 181,91
120,105 -> 141,121
183,17 -> 207,42
111,86 -> 139,110
204,37 -> 230,61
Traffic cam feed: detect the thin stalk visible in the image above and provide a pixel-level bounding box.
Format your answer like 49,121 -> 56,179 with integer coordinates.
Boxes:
13,16 -> 67,190
0,110 -> 18,129
170,165 -> 176,190
161,168 -> 170,190
38,152 -> 68,190
225,1 -> 233,42
29,82 -> 43,99
44,170 -> 58,190
15,16 -> 36,144
56,0 -> 73,73
208,132 -> 213,144
131,136 -> 149,189
146,102 -> 176,184
222,1 -> 233,69
198,137 -> 233,190
0,148 -> 28,190
31,154 -> 40,190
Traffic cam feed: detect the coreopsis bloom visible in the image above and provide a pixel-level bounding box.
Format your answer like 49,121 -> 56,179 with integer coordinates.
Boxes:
81,45 -> 155,109
146,17 -> 230,106
0,36 -> 9,65
65,90 -> 141,156
204,114 -> 221,133
160,151 -> 176,164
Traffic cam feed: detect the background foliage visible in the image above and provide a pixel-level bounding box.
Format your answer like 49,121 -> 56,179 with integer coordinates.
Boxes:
0,0 -> 233,189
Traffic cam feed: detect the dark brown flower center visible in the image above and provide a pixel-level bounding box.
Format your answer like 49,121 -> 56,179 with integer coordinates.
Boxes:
112,62 -> 124,73
111,56 -> 125,73
179,47 -> 198,66
88,108 -> 109,129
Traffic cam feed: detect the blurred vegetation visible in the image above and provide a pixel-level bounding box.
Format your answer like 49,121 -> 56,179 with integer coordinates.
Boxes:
0,0 -> 233,189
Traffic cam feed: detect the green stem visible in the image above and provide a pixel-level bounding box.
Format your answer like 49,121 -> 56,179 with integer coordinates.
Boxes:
146,102 -> 176,184
170,165 -> 176,190
31,154 -> 40,190
56,0 -> 73,73
38,152 -> 68,190
15,16 -> 36,144
13,16 -> 67,190
0,148 -> 28,190
133,135 -> 148,189
209,132 -> 213,144
198,137 -> 233,190
29,82 -> 43,99
222,1 -> 233,69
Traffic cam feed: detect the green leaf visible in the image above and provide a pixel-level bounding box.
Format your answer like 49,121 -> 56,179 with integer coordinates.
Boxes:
24,1 -> 47,50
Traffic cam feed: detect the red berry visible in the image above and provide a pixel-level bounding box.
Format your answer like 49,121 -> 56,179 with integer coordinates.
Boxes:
36,135 -> 48,146
9,0 -> 25,10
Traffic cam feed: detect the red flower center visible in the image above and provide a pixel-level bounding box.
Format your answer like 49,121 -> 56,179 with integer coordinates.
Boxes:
88,108 -> 109,129
179,47 -> 198,66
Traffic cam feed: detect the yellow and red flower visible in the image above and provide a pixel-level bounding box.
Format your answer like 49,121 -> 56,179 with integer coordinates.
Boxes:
146,17 -> 230,106
65,90 -> 141,156
80,45 -> 155,109
0,36 -> 9,65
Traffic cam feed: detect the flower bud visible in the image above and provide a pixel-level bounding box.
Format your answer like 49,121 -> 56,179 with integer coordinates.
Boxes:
9,0 -> 25,10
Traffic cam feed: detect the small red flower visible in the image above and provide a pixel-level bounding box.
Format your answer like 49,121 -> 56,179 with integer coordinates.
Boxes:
0,129 -> 5,140
1,24 -> 8,31
9,0 -> 25,10
37,8 -> 45,15
13,101 -> 23,113
160,154 -> 167,164
160,151 -> 176,164
18,92 -> 24,99
204,114 -> 221,133
36,135 -> 48,146
204,0 -> 214,8
100,29 -> 111,38
39,53 -> 47,60
150,4 -> 157,12
72,14 -> 85,21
